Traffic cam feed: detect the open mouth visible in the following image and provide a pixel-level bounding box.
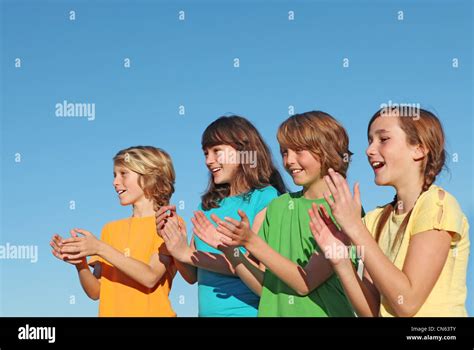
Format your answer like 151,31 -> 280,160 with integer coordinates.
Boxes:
289,168 -> 303,175
371,161 -> 385,171
117,189 -> 127,196
210,167 -> 222,174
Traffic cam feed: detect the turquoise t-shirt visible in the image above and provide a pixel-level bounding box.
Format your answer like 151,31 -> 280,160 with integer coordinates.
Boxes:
194,186 -> 279,317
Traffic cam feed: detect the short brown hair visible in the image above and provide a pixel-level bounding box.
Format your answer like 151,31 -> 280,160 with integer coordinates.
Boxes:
277,111 -> 353,177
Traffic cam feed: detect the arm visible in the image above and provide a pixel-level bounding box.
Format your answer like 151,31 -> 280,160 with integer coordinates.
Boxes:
308,202 -> 380,316
51,233 -> 100,300
346,225 -> 450,316
59,229 -> 171,289
214,208 -> 334,296
159,211 -> 236,278
192,209 -> 267,295
323,168 -> 452,316
76,260 -> 101,300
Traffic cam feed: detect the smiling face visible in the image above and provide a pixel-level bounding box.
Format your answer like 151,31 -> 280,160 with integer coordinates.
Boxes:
204,144 -> 240,186
113,165 -> 147,206
281,148 -> 323,187
366,116 -> 425,188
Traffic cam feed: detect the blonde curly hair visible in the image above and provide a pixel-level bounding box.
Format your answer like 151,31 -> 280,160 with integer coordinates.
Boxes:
113,146 -> 175,212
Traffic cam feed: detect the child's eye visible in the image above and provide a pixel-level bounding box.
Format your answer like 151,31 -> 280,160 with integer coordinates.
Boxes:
380,137 -> 390,143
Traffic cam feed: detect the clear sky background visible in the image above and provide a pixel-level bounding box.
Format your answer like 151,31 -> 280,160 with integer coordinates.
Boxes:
1,0 -> 472,317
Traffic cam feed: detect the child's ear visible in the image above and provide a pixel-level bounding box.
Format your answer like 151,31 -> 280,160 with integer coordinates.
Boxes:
412,143 -> 428,161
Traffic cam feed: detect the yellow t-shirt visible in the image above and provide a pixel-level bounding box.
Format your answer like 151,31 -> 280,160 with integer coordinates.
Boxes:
88,216 -> 178,317
363,185 -> 470,317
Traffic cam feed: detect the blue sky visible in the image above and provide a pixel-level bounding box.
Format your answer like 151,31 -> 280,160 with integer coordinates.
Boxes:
1,0 -> 472,317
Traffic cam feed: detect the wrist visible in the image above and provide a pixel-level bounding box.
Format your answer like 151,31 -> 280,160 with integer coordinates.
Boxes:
75,259 -> 89,271
176,246 -> 194,264
244,233 -> 259,253
96,240 -> 106,257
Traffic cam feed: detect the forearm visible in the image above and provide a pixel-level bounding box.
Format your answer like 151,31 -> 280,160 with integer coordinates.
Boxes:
349,223 -> 413,314
177,246 -> 236,277
76,261 -> 100,300
245,235 -> 326,296
98,242 -> 165,289
174,260 -> 198,284
223,248 -> 264,296
333,260 -> 379,317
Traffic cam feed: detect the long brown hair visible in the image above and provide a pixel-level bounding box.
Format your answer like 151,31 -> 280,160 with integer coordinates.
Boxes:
368,107 -> 447,251
277,111 -> 353,178
201,115 -> 286,210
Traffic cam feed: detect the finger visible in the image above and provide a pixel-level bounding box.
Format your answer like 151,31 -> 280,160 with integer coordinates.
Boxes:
190,217 -> 203,232
217,233 -> 234,245
319,205 -> 333,225
224,216 -> 240,227
323,191 -> 335,210
156,212 -> 170,227
354,182 -> 361,207
61,237 -> 81,244
209,213 -> 224,226
51,249 -> 65,260
218,220 -> 238,233
311,204 -> 326,231
50,241 -> 62,254
64,252 -> 88,260
155,205 -> 176,218
216,225 -> 240,241
52,235 -> 63,247
59,245 -> 82,254
324,169 -> 340,199
237,210 -> 250,225
72,228 -> 92,237
195,211 -> 209,226
193,227 -> 209,243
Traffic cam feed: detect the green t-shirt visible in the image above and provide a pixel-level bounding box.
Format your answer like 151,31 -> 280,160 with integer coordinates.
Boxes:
257,191 -> 356,317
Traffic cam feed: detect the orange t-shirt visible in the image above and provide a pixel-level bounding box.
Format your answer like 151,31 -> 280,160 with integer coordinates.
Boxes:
88,216 -> 177,317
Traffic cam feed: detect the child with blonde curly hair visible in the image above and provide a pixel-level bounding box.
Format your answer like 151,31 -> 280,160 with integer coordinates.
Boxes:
50,146 -> 180,317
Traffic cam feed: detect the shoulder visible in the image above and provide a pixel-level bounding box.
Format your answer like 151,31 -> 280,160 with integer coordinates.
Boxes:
265,192 -> 296,211
251,185 -> 279,199
411,185 -> 468,240
415,185 -> 461,212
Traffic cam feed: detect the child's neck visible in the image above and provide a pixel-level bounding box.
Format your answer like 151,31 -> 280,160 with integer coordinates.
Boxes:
229,182 -> 250,196
132,199 -> 155,218
394,178 -> 424,214
302,178 -> 329,200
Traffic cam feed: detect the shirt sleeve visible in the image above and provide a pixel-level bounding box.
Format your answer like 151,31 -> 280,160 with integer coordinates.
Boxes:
411,188 -> 465,243
258,202 -> 272,243
253,186 -> 279,214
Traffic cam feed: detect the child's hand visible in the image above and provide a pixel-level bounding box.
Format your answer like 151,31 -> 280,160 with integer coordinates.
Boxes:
155,205 -> 177,237
323,168 -> 363,235
161,213 -> 191,262
59,229 -> 102,260
50,232 -> 85,265
213,209 -> 255,248
308,203 -> 351,265
191,211 -> 233,250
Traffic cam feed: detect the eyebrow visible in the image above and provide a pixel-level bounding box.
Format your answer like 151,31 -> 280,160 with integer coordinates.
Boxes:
369,129 -> 390,136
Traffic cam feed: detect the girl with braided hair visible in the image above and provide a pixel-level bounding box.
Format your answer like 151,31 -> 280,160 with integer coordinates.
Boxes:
309,107 -> 469,317
50,146 -> 181,316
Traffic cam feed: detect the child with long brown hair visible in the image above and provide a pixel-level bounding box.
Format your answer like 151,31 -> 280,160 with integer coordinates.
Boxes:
309,107 -> 470,316
50,146 -> 180,316
155,115 -> 286,317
